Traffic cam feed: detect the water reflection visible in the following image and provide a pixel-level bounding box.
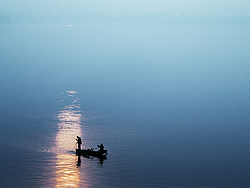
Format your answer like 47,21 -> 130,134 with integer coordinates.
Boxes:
82,155 -> 107,167
55,91 -> 83,187
56,154 -> 81,187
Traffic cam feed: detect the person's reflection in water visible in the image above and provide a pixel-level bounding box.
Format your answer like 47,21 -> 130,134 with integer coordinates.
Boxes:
77,155 -> 81,168
98,157 -> 104,166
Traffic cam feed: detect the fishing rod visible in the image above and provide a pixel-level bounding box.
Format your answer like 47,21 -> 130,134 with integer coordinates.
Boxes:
72,143 -> 77,151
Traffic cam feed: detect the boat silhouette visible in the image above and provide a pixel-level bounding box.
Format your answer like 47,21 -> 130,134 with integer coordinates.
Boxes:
76,136 -> 108,159
76,148 -> 108,158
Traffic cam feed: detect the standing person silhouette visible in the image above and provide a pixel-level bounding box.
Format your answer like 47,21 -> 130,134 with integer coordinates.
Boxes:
76,136 -> 82,150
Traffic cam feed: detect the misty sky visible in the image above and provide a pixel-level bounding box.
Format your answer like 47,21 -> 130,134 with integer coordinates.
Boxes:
1,0 -> 250,118
1,0 -> 250,17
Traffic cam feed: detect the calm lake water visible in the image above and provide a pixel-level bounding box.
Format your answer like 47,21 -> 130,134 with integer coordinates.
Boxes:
0,22 -> 250,187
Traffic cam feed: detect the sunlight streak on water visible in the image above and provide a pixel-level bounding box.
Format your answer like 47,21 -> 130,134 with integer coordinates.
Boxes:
56,91 -> 82,152
56,154 -> 81,187
55,91 -> 88,187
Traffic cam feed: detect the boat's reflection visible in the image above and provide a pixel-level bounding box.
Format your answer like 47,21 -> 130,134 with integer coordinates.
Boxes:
79,154 -> 107,166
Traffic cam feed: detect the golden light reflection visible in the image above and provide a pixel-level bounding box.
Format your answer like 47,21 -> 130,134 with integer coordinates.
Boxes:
56,155 -> 81,187
55,91 -> 85,188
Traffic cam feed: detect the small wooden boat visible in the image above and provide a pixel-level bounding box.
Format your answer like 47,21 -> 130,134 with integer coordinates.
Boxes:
75,136 -> 107,158
76,148 -> 108,158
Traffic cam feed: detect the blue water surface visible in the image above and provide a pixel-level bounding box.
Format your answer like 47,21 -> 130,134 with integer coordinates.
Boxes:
0,22 -> 250,187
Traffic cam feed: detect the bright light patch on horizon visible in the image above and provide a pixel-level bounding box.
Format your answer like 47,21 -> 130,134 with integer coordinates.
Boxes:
67,91 -> 78,94
58,25 -> 73,27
